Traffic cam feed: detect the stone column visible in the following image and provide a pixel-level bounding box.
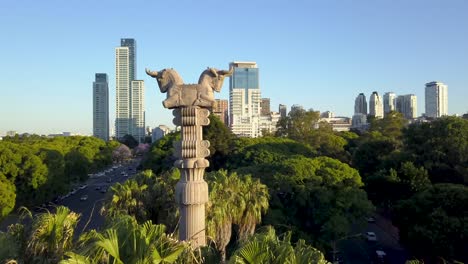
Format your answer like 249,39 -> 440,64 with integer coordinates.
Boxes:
173,106 -> 210,247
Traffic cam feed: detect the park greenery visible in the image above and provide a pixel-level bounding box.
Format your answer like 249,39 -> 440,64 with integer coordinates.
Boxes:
0,110 -> 467,263
0,136 -> 121,219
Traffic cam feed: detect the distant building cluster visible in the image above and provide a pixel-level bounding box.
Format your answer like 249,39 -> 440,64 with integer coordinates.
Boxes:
352,82 -> 448,130
87,41 -> 451,142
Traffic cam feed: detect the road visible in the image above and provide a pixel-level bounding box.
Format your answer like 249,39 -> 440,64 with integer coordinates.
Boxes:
0,159 -> 141,237
337,214 -> 408,264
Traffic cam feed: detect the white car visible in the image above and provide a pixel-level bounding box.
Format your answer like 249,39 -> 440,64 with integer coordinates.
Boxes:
366,232 -> 377,241
80,195 -> 88,201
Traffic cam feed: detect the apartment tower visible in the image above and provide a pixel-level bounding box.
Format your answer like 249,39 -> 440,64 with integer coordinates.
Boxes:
383,92 -> 396,116
115,38 -> 145,142
369,91 -> 384,118
425,81 -> 448,118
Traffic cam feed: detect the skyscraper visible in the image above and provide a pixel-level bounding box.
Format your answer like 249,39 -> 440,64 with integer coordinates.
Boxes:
120,38 -> 136,81
354,93 -> 367,115
115,38 -> 145,142
260,98 -> 271,116
279,104 -> 287,118
369,91 -> 384,118
425,81 -> 448,118
229,61 -> 261,138
383,92 -> 396,116
212,99 -> 229,125
93,73 -> 109,141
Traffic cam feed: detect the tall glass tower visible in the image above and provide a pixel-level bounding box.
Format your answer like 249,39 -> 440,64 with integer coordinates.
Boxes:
93,73 -> 109,141
229,61 -> 261,137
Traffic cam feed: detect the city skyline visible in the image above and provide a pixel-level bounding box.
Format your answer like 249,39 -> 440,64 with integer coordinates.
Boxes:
1,1 -> 468,135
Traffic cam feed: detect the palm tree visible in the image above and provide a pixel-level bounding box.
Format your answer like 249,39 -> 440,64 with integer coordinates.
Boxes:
236,175 -> 269,242
229,226 -> 330,264
62,215 -> 186,264
26,206 -> 80,263
206,170 -> 245,262
101,180 -> 148,221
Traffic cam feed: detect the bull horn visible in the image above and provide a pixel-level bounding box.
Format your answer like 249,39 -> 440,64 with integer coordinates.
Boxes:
146,68 -> 159,78
209,67 -> 218,77
219,67 -> 233,76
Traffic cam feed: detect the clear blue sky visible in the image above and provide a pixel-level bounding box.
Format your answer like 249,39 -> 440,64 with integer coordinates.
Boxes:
1,0 -> 467,135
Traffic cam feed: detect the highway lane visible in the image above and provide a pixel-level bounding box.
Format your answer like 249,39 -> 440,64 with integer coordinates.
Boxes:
49,159 -> 140,236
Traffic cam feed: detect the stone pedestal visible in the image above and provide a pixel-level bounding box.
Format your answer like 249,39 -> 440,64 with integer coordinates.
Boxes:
173,107 -> 210,247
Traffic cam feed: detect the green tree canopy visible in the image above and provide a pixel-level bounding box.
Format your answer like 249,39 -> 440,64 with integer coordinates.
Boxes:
393,183 -> 468,262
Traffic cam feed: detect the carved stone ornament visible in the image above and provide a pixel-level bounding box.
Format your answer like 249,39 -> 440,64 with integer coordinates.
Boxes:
146,67 -> 233,109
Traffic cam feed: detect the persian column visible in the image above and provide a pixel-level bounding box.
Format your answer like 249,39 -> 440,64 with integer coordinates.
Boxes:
173,106 -> 210,247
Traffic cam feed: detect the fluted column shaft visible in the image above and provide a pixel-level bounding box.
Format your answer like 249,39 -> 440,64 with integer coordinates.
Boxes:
173,106 -> 210,247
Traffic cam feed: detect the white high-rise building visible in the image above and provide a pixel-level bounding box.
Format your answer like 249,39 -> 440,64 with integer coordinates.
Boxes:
425,81 -> 448,118
131,80 -> 145,142
93,73 -> 109,141
229,61 -> 261,138
115,38 -> 145,142
403,94 -> 417,119
383,92 -> 396,116
354,93 -> 367,115
369,91 -> 384,118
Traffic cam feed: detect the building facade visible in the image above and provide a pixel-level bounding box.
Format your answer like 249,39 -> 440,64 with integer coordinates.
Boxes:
229,61 -> 261,138
152,125 -> 171,142
396,94 -> 417,119
354,93 -> 367,115
212,99 -> 229,125
425,81 -> 448,118
93,73 -> 109,141
115,38 -> 145,142
383,92 -> 396,116
369,91 -> 384,118
279,104 -> 287,118
260,98 -> 271,116
320,117 -> 352,132
131,80 -> 145,142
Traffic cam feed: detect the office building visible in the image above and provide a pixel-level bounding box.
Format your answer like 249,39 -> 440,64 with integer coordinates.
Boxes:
279,104 -> 287,118
425,81 -> 448,118
212,99 -> 229,125
354,93 -> 367,115
260,98 -> 271,116
93,73 -> 109,141
229,61 -> 261,138
383,92 -> 396,116
115,38 -> 145,142
369,91 -> 384,118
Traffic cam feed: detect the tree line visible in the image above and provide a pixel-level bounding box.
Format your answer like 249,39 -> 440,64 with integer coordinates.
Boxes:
0,136 -> 120,219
